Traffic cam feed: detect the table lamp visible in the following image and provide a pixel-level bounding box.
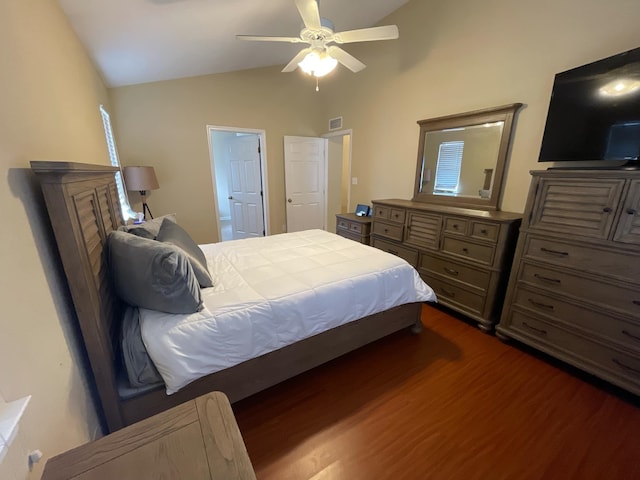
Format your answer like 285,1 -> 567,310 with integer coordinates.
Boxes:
123,166 -> 159,220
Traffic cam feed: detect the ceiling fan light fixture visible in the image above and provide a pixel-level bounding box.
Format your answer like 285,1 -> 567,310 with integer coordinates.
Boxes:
298,50 -> 338,77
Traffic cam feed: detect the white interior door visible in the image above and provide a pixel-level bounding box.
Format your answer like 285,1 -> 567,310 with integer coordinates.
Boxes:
227,134 -> 265,239
284,136 -> 326,233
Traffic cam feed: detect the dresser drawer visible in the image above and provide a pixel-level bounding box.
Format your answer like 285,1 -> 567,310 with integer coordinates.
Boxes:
419,253 -> 490,290
373,205 -> 405,224
337,218 -> 351,230
513,286 -> 640,354
348,222 -> 363,234
470,221 -> 499,242
441,236 -> 494,265
524,236 -> 640,281
519,262 -> 640,320
504,310 -> 640,392
443,217 -> 468,235
372,220 -> 403,241
420,274 -> 485,316
371,237 -> 418,266
373,205 -> 391,220
389,208 -> 406,224
337,229 -> 369,244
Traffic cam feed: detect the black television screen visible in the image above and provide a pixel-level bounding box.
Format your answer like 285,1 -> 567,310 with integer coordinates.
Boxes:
538,46 -> 640,165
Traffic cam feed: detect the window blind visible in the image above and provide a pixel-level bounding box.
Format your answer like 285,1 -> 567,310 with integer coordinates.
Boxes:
434,141 -> 464,193
100,105 -> 135,221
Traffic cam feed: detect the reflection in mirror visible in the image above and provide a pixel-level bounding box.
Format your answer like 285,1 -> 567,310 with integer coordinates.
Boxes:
419,122 -> 504,198
413,103 -> 522,210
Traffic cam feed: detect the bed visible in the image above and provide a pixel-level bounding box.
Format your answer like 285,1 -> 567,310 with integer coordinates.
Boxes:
31,161 -> 435,432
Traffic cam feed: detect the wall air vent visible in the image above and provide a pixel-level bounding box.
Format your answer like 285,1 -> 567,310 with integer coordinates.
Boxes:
329,116 -> 343,131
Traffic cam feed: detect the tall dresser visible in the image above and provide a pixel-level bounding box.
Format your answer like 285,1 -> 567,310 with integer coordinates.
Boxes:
497,169 -> 640,395
371,199 -> 521,331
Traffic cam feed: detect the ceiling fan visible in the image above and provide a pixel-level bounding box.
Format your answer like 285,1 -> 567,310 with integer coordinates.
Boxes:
237,0 -> 399,78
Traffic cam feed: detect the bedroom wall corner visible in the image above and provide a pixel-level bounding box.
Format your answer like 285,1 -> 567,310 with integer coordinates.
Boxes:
0,1 -> 111,478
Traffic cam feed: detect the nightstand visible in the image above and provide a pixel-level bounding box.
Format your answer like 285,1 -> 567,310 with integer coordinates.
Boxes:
336,213 -> 372,244
41,392 -> 256,480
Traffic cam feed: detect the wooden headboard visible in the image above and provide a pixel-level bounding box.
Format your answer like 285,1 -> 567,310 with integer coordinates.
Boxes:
31,161 -> 127,430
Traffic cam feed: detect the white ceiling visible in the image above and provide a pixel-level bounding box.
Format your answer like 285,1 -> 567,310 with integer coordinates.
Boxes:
58,0 -> 410,87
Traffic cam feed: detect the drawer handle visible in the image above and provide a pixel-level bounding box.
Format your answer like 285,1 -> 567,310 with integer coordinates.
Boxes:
522,321 -> 547,336
480,229 -> 488,235
441,288 -> 456,297
533,273 -> 561,284
394,213 -> 400,218
462,247 -> 469,254
627,208 -> 637,215
527,298 -> 555,311
612,358 -> 640,374
622,330 -> 640,342
444,267 -> 459,276
602,207 -> 612,213
633,300 -> 640,306
384,228 -> 389,233
453,224 -> 459,229
540,247 -> 569,257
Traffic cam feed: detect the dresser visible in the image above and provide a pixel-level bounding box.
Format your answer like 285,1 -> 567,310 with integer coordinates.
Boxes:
335,212 -> 372,244
497,169 -> 640,395
371,199 -> 521,331
41,392 -> 256,480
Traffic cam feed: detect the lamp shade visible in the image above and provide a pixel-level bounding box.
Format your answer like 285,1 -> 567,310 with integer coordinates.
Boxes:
123,166 -> 159,191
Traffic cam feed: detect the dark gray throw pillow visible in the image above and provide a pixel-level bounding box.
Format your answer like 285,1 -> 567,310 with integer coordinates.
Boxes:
108,231 -> 203,314
156,218 -> 213,288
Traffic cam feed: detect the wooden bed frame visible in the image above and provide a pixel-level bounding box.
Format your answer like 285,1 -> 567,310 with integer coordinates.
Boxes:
31,161 -> 423,433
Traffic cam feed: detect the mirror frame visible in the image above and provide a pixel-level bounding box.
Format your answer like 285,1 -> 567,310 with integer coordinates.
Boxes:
412,103 -> 523,210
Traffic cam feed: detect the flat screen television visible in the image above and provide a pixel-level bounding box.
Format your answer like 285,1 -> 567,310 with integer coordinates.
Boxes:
538,46 -> 640,169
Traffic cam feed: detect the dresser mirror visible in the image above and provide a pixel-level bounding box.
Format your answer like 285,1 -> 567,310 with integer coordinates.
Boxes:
413,103 -> 522,210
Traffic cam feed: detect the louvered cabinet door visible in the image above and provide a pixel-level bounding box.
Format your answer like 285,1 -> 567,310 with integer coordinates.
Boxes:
528,178 -> 624,239
404,211 -> 442,250
614,179 -> 640,245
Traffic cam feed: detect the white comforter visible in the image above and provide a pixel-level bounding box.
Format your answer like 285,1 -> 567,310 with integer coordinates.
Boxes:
140,229 -> 436,394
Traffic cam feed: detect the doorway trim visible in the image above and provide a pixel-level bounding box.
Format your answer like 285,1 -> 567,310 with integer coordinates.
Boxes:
323,128 -> 353,217
206,125 -> 270,240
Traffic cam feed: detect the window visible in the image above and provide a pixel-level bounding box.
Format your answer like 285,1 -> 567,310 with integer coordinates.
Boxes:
100,105 -> 135,221
0,394 -> 30,464
434,141 -> 464,193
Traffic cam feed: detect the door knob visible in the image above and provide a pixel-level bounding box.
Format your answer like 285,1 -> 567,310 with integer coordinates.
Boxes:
287,198 -> 292,203
228,196 -> 233,200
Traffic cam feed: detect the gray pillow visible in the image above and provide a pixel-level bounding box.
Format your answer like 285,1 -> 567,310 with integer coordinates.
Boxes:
108,230 -> 203,314
120,306 -> 163,387
156,218 -> 213,288
119,213 -> 177,239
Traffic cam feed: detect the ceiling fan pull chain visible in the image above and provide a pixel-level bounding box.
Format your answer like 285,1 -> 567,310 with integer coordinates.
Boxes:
316,77 -> 320,92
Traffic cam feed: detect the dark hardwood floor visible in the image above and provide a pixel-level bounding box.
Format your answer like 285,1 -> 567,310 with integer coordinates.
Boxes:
233,304 -> 640,480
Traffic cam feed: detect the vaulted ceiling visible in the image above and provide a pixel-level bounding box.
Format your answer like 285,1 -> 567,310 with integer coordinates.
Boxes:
58,0 -> 410,87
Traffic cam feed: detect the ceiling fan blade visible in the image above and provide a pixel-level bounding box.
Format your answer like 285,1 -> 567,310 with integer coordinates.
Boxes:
327,46 -> 366,73
236,35 -> 304,43
295,0 -> 322,30
282,48 -> 312,72
333,25 -> 399,44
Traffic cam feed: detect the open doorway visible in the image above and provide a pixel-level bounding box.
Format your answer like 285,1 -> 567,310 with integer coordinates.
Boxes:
207,126 -> 269,241
324,130 -> 352,233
